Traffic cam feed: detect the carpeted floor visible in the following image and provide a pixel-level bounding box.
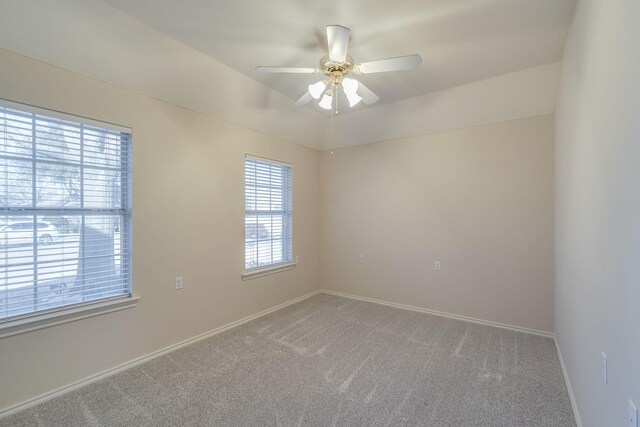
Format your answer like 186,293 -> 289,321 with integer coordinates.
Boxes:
2,293 -> 576,426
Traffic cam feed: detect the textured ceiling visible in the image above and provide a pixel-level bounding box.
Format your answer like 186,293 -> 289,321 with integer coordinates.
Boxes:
102,0 -> 575,114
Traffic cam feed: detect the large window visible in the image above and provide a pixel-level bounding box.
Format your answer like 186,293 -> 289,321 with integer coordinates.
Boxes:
244,155 -> 292,271
0,100 -> 132,322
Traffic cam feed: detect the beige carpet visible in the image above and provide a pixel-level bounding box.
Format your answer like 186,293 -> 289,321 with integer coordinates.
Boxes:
1,293 -> 575,426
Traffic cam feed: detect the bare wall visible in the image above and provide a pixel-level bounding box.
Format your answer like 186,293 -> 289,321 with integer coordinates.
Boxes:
0,49 -> 321,411
320,115 -> 555,333
555,0 -> 640,425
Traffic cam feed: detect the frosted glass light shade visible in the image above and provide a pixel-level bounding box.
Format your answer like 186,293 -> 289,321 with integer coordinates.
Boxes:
308,81 -> 326,99
344,89 -> 362,107
341,78 -> 362,107
342,77 -> 358,94
319,93 -> 333,110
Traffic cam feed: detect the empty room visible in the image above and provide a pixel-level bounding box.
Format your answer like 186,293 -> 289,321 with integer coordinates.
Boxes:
0,0 -> 638,426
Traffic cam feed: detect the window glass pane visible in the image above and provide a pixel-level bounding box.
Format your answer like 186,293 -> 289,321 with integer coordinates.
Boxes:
35,117 -> 82,164
0,108 -> 32,159
0,160 -> 33,208
84,167 -> 122,209
83,126 -> 123,168
35,162 -> 81,208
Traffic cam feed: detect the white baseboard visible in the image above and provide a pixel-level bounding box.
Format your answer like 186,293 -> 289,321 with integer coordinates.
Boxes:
554,336 -> 583,427
0,289 -> 321,419
319,289 -> 554,338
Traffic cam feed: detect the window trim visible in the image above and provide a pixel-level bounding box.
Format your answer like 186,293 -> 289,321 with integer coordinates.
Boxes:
0,98 -> 131,134
243,154 -> 293,275
0,98 -> 134,326
0,294 -> 139,339
241,261 -> 297,281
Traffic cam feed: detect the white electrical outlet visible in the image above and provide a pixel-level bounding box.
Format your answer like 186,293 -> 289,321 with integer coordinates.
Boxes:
175,276 -> 183,290
295,255 -> 300,264
358,254 -> 364,264
630,400 -> 638,427
601,352 -> 607,384
434,261 -> 441,271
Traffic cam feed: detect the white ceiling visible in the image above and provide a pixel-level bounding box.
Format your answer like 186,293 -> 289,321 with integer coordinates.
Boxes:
102,0 -> 575,113
0,0 -> 574,148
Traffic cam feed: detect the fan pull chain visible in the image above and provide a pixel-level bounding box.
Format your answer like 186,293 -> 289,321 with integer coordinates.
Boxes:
330,83 -> 336,155
330,108 -> 335,155
330,100 -> 335,156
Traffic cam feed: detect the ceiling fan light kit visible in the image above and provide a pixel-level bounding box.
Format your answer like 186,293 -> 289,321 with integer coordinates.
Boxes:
308,81 -> 326,99
256,25 -> 422,112
342,78 -> 362,107
318,92 -> 333,110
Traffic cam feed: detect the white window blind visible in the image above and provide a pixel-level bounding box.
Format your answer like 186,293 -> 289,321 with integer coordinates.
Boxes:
0,100 -> 132,322
244,155 -> 292,270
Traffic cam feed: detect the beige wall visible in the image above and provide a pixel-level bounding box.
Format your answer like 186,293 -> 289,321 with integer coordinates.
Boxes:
0,49 -> 321,411
320,115 -> 555,333
0,47 -> 559,412
328,63 -> 561,149
555,0 -> 640,425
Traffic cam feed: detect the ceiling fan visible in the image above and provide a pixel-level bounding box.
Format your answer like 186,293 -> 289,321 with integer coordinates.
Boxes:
256,25 -> 422,111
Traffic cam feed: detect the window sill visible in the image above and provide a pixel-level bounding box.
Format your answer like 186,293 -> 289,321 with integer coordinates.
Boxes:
0,295 -> 140,339
242,262 -> 297,281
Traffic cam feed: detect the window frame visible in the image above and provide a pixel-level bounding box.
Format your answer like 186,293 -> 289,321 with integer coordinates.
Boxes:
242,154 -> 295,280
0,98 -> 136,337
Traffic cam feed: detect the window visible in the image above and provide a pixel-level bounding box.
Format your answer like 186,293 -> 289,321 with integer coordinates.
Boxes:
0,100 -> 132,323
244,155 -> 292,272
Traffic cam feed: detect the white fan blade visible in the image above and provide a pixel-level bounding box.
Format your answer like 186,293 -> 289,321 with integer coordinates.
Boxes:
255,66 -> 319,74
357,54 -> 422,74
356,82 -> 380,105
327,25 -> 350,62
294,92 -> 313,107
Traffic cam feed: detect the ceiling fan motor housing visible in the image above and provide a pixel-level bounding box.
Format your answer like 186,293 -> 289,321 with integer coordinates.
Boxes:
320,55 -> 354,85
